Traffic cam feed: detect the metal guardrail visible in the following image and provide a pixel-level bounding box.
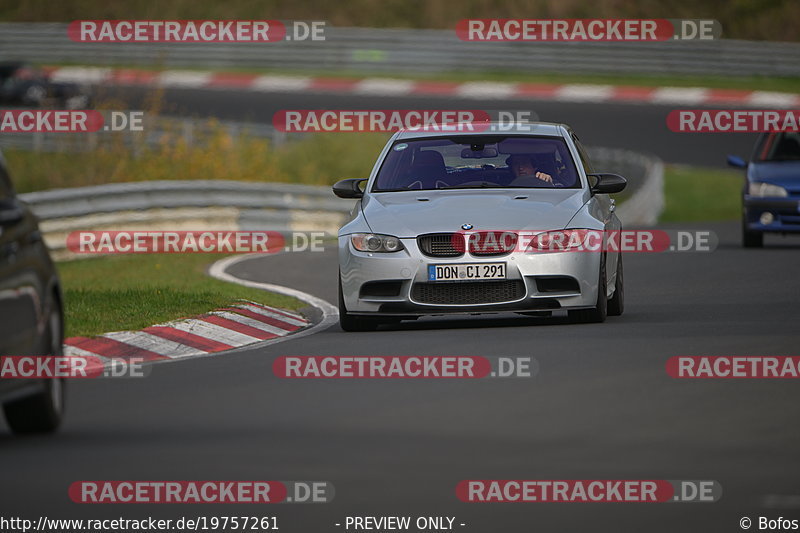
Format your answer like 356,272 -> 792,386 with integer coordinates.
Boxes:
20,180 -> 351,220
20,180 -> 355,260
1,23 -> 799,77
595,147 -> 664,227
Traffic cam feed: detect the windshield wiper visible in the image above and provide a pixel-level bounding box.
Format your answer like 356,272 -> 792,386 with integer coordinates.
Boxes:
442,182 -> 499,189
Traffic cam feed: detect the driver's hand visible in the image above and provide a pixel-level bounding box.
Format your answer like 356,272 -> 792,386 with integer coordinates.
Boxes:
535,172 -> 553,183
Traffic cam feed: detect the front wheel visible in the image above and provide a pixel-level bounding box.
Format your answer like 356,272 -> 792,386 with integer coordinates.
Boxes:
742,218 -> 763,248
3,302 -> 66,433
607,254 -> 624,316
23,84 -> 47,105
338,276 -> 379,332
568,257 -> 608,324
3,379 -> 65,434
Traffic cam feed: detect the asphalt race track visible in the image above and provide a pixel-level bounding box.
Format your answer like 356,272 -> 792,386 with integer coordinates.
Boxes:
103,85 -> 759,167
2,221 -> 799,531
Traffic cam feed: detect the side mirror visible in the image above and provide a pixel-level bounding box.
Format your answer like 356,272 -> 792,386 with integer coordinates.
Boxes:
727,155 -> 747,168
332,178 -> 367,199
0,198 -> 24,226
588,173 -> 627,194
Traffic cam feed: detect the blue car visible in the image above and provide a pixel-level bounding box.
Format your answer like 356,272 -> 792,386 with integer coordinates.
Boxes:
728,132 -> 800,247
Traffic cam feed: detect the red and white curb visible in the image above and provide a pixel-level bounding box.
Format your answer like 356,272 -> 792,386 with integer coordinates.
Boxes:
63,300 -> 310,367
47,66 -> 800,108
207,253 -> 338,333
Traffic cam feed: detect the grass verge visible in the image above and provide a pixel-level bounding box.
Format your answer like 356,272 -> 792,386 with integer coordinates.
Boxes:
6,131 -> 390,193
660,165 -> 742,222
57,253 -> 306,338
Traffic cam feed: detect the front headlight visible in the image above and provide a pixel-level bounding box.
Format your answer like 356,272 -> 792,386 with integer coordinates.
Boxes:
351,233 -> 404,253
526,229 -> 594,252
749,182 -> 788,197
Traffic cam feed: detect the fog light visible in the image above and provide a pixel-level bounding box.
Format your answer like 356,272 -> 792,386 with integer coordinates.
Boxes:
760,212 -> 774,225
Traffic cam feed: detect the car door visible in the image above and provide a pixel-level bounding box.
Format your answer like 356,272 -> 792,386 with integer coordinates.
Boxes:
0,155 -> 42,357
571,133 -> 620,287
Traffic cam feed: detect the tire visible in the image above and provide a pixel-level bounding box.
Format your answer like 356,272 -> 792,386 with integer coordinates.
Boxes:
23,84 -> 47,106
607,254 -> 624,317
3,300 -> 66,434
338,275 -> 379,332
742,218 -> 763,248
568,256 -> 608,324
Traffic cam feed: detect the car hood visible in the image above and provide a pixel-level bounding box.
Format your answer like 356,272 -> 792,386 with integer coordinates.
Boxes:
361,189 -> 588,237
750,161 -> 800,194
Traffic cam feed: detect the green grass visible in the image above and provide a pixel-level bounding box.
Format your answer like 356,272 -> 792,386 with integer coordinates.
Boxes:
57,253 -> 305,338
660,165 -> 742,222
6,131 -> 390,193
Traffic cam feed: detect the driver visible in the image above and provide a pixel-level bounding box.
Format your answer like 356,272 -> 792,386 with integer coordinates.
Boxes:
507,154 -> 553,185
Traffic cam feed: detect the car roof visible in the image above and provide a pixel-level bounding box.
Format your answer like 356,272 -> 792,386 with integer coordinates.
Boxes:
0,62 -> 26,77
394,122 -> 569,140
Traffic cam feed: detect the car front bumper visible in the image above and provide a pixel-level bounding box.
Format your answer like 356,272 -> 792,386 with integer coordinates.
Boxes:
744,196 -> 800,233
339,236 -> 601,316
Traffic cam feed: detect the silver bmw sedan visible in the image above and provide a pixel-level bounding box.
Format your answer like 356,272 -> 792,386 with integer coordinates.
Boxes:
333,122 -> 626,331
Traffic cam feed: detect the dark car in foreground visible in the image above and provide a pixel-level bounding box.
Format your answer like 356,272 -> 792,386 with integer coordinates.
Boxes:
728,131 -> 800,247
0,62 -> 91,108
0,149 -> 65,433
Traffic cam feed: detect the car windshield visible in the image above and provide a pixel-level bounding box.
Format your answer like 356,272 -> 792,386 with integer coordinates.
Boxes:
754,132 -> 800,162
372,136 -> 581,191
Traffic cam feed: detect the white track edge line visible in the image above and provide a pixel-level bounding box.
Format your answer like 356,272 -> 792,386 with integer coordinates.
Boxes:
209,253 -> 338,325
198,253 -> 339,357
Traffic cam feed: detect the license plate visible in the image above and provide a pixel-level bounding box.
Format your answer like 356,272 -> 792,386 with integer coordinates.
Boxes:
428,263 -> 506,281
